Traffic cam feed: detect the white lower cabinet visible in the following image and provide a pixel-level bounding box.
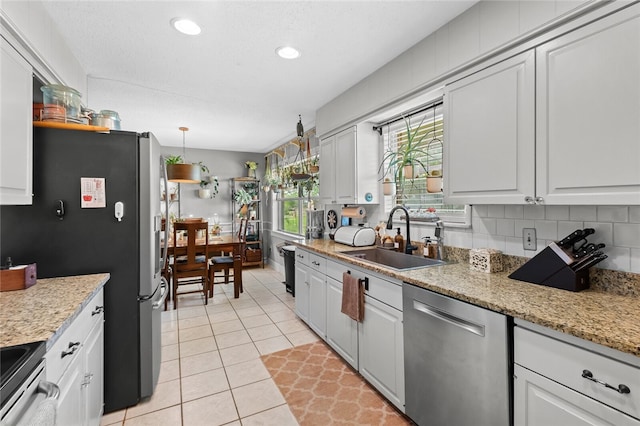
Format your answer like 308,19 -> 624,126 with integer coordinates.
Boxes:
46,289 -> 105,426
301,254 -> 405,412
325,276 -> 358,369
515,364 -> 639,426
514,322 -> 640,426
358,294 -> 404,411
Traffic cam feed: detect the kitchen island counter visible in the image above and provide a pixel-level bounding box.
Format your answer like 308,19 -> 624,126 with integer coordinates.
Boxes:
0,273 -> 109,349
295,240 -> 640,358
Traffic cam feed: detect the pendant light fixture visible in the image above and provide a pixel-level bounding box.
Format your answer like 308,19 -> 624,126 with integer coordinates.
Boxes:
296,114 -> 304,138
167,127 -> 201,184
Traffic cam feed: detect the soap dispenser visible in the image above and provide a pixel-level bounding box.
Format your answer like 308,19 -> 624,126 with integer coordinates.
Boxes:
394,228 -> 404,253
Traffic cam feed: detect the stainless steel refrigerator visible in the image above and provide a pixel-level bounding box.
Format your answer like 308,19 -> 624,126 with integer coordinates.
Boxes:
0,126 -> 168,413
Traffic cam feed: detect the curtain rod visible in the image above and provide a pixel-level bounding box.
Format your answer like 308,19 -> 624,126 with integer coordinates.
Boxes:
372,99 -> 443,135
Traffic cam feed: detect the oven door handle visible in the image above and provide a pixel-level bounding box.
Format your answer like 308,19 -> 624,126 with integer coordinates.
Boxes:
37,381 -> 60,400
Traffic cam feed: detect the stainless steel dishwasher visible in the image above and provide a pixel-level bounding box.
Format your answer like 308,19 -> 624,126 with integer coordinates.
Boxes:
403,283 -> 512,426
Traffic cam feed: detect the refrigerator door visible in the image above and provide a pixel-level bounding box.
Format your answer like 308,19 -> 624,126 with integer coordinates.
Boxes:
137,132 -> 164,398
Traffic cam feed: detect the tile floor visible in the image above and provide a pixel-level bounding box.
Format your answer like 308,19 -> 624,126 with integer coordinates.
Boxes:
101,266 -> 319,426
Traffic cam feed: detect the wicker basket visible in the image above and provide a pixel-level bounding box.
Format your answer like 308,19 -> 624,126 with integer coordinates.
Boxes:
245,248 -> 262,263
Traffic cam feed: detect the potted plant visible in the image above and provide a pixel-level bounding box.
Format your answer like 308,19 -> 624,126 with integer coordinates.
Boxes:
233,188 -> 253,217
379,115 -> 430,184
165,155 -> 203,183
308,157 -> 319,174
245,161 -> 258,178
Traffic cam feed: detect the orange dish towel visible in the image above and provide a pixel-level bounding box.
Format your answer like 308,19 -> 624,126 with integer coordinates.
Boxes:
341,272 -> 364,322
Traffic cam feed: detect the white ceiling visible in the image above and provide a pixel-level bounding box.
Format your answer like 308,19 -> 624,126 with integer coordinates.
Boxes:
41,1 -> 475,152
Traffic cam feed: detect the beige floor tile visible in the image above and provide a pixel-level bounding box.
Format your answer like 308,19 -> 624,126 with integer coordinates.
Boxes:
123,405 -> 181,426
211,319 -> 245,335
179,324 -> 213,342
158,359 -> 180,384
161,344 -> 179,362
208,310 -> 239,324
178,315 -> 209,330
234,306 -> 265,318
286,328 -> 320,347
180,350 -> 223,377
161,330 -> 178,346
254,295 -> 282,306
214,329 -> 252,349
207,295 -> 232,305
177,305 -> 207,319
100,408 -> 125,425
241,404 -> 299,426
246,324 -> 282,342
205,300 -> 233,312
219,342 -> 260,367
232,378 -> 286,418
240,314 -> 273,329
225,358 -> 271,389
254,335 -> 293,355
266,309 -> 298,323
161,320 -> 177,333
229,298 -> 258,309
181,367 -> 229,402
180,336 -> 217,358
182,390 -> 239,426
260,301 -> 290,313
161,310 -> 178,322
275,318 -> 307,334
125,379 -> 181,419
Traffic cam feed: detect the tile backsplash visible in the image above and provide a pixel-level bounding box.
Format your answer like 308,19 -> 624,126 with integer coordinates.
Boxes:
430,205 -> 640,274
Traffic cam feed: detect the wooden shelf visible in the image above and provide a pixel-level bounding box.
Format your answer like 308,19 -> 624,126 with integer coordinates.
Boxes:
34,121 -> 110,132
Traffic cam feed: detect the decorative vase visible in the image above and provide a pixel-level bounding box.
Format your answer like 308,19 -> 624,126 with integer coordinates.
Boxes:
198,188 -> 211,199
309,165 -> 319,174
247,168 -> 256,178
403,164 -> 414,179
383,178 -> 394,196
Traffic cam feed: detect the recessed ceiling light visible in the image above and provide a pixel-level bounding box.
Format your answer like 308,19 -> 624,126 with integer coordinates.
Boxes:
276,46 -> 300,59
171,18 -> 201,35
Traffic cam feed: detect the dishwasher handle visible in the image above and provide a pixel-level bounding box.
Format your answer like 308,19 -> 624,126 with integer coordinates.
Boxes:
37,381 -> 60,400
412,299 -> 485,337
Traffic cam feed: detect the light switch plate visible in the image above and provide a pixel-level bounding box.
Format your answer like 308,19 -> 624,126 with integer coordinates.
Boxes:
523,228 -> 536,251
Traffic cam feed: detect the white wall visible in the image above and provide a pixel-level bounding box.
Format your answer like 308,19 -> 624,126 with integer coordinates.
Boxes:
1,1 -> 86,94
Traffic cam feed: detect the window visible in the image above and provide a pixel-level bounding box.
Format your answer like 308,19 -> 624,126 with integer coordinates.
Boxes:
276,156 -> 319,236
378,100 -> 469,225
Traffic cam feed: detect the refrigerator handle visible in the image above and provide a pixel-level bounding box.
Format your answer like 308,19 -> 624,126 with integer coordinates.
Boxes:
152,277 -> 169,310
160,156 -> 170,273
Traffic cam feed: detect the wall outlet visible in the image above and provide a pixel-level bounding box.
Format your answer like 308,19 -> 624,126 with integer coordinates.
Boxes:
523,228 -> 537,251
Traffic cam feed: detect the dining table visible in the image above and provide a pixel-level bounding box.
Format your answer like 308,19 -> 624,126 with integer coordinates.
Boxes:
166,233 -> 244,299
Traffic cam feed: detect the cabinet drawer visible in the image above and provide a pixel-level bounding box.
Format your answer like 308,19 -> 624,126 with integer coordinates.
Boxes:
326,258 -> 345,283
295,248 -> 310,267
46,290 -> 104,383
308,252 -> 326,275
514,326 -> 639,419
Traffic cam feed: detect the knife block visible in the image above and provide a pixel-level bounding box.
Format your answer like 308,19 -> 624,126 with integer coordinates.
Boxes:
509,246 -> 589,292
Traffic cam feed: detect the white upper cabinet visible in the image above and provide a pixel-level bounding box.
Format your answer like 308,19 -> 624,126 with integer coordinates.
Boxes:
445,4 -> 640,205
536,3 -> 640,205
0,38 -> 33,205
444,51 -> 535,205
319,124 -> 379,205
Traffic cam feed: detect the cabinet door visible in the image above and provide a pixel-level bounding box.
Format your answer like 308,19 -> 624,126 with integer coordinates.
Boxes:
84,317 -> 104,425
536,4 -> 640,205
294,263 -> 310,323
56,353 -> 84,426
358,295 -> 404,412
319,135 -> 336,204
335,127 -> 357,204
308,271 -> 326,338
0,38 -> 33,205
325,276 -> 358,369
514,365 -> 640,426
444,51 -> 535,204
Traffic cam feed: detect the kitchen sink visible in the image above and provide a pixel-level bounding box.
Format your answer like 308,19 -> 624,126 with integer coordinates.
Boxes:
339,247 -> 449,271
1,341 -> 46,407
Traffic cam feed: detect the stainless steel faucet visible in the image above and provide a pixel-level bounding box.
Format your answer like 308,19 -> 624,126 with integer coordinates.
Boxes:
433,220 -> 444,260
386,206 -> 418,255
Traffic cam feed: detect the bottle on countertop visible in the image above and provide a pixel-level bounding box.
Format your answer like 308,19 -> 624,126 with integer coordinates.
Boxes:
394,228 -> 404,253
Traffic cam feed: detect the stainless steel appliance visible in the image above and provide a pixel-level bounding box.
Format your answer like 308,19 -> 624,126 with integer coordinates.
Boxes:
403,283 -> 512,426
306,209 -> 324,239
0,128 -> 167,413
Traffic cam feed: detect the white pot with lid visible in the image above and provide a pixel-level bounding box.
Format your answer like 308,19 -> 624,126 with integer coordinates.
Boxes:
90,110 -> 121,130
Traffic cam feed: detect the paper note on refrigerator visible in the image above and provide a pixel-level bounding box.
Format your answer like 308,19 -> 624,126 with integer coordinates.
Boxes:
81,177 -> 106,208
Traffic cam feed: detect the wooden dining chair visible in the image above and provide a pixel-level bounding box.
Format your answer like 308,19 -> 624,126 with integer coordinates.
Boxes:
208,218 -> 247,297
172,221 -> 209,309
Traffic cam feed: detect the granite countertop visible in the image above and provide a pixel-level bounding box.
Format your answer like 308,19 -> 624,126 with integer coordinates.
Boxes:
0,273 -> 109,349
295,240 -> 640,358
